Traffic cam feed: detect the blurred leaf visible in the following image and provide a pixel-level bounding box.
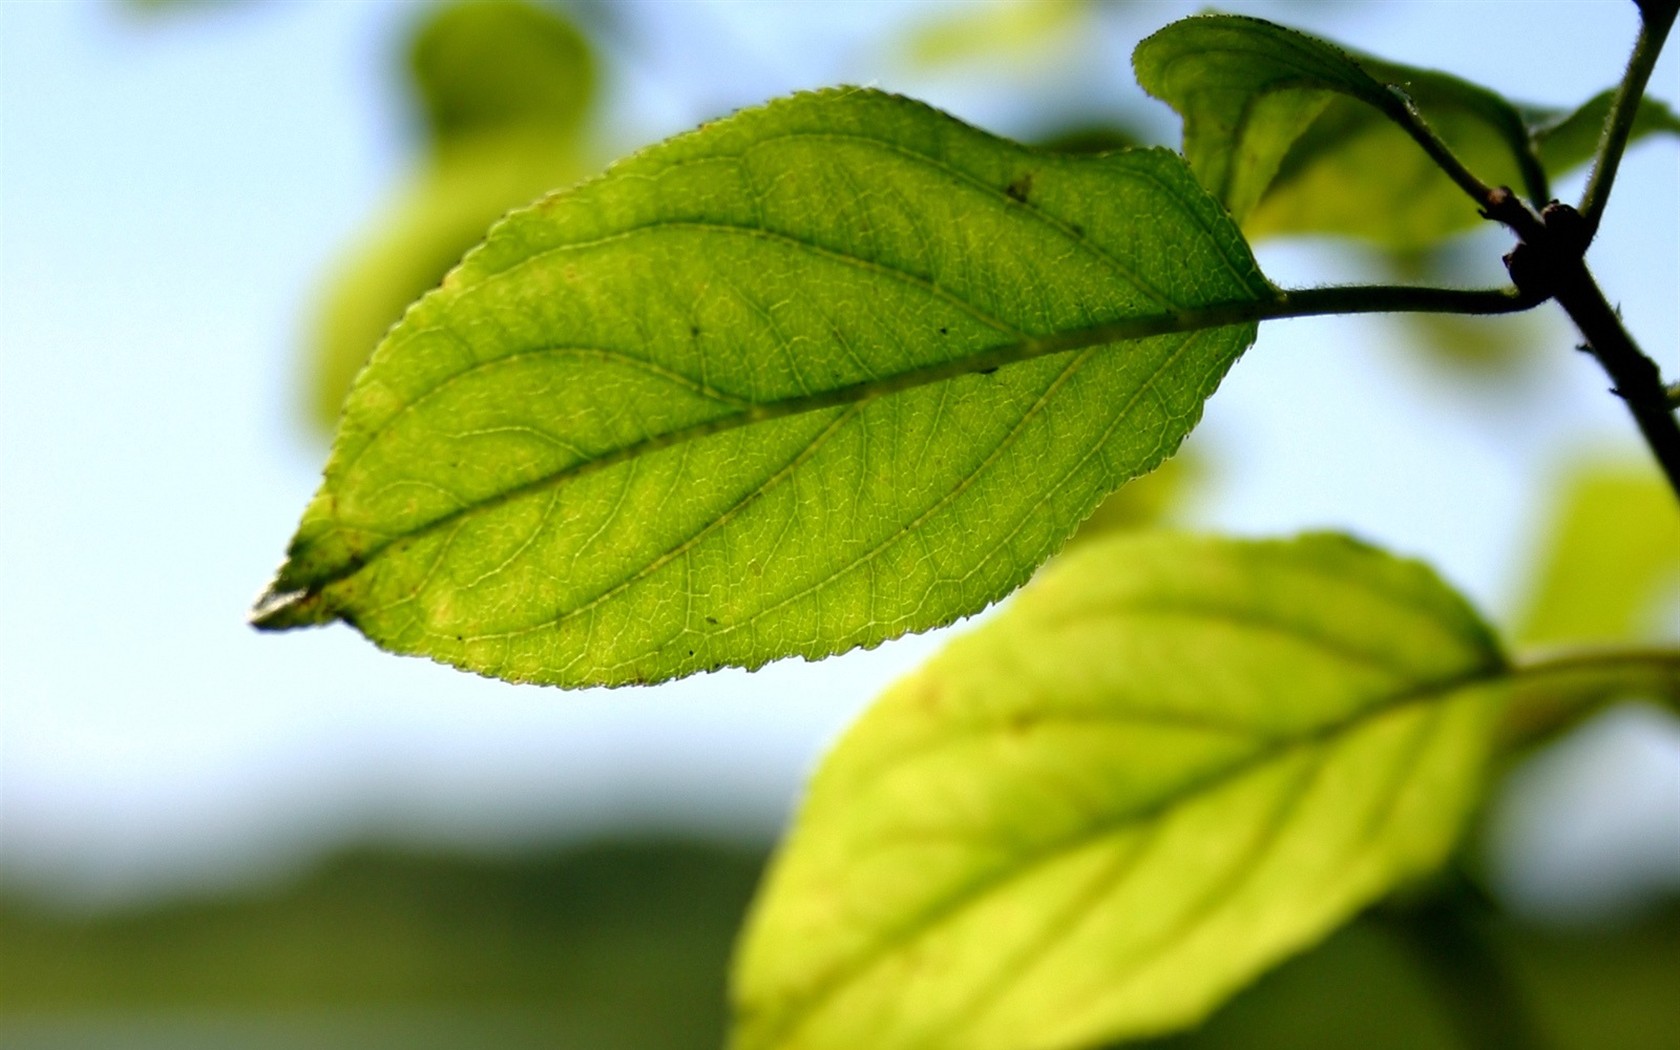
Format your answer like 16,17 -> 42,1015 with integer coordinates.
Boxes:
409,0 -> 596,149
1530,89 -> 1680,175
901,0 -> 1090,70
307,134 -> 590,430
1496,648 -> 1680,754
306,0 -> 602,431
117,0 -> 248,16
256,89 -> 1273,689
732,533 -> 1506,1050
1515,458 -> 1680,646
1035,122 -> 1144,155
1142,900 -> 1680,1050
1381,246 -> 1548,380
1059,452 -> 1200,552
0,840 -> 764,1050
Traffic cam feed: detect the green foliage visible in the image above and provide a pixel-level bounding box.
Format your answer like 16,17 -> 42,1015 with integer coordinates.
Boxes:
1517,458 -> 1680,646
1135,14 -> 1680,250
1529,89 -> 1680,176
306,0 -> 599,430
1144,900 -> 1680,1050
409,0 -> 595,150
257,6 -> 1680,1049
733,533 -> 1507,1050
257,88 -> 1273,687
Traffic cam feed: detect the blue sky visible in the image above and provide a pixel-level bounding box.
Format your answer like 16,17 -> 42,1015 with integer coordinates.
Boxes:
1,0 -> 1676,908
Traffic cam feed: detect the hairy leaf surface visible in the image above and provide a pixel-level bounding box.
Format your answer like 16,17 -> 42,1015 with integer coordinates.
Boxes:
1134,15 -> 1668,249
257,89 -> 1274,687
732,533 -> 1507,1050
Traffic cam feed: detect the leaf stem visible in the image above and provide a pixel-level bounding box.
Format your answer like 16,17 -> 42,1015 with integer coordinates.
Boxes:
1481,190 -> 1680,502
1269,282 -> 1539,320
1579,0 -> 1678,235
1498,645 -> 1680,752
1382,88 -> 1499,207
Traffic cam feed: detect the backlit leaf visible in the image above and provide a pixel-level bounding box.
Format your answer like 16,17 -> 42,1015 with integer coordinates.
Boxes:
409,0 -> 595,150
1516,458 -> 1680,646
1134,14 -> 1591,249
1529,89 -> 1680,176
307,135 -> 591,430
732,533 -> 1507,1050
305,0 -> 601,430
255,89 -> 1275,688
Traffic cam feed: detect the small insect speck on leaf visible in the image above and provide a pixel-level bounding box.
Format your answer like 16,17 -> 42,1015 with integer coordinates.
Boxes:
1005,172 -> 1034,203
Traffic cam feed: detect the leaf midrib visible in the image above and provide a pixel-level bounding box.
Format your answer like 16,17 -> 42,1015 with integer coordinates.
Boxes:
744,658 -> 1504,1048
266,298 -> 1273,609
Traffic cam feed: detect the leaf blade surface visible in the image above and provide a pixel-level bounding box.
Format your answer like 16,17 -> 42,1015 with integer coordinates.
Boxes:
257,89 -> 1273,687
732,533 -> 1507,1050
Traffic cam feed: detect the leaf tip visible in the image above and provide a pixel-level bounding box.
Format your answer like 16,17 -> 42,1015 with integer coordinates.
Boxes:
248,578 -> 335,632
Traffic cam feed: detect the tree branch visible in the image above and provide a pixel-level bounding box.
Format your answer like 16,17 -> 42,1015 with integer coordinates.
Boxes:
1580,0 -> 1678,234
1483,190 -> 1680,503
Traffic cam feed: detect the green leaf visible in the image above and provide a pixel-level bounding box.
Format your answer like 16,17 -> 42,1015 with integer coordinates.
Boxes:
1145,898 -> 1680,1050
731,532 -> 1507,1050
1516,458 -> 1680,646
1134,14 -> 1544,249
254,88 -> 1275,688
305,0 -> 602,431
307,135 -> 592,431
1529,89 -> 1680,176
408,0 -> 596,150
1497,648 -> 1680,754
899,0 -> 1090,71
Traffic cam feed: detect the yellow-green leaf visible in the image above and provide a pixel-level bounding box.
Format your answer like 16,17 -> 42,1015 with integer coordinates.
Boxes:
408,0 -> 595,150
1134,14 -> 1557,249
255,89 -> 1275,687
732,532 -> 1507,1050
1530,89 -> 1680,175
1516,458 -> 1680,646
306,134 -> 591,430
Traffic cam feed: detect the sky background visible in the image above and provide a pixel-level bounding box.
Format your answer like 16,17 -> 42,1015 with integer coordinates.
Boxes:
2,0 -> 1677,912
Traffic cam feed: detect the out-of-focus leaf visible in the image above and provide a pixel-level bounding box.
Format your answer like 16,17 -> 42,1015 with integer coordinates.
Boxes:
306,0 -> 602,430
901,0 -> 1090,70
1035,122 -> 1143,155
732,533 -> 1506,1050
1530,89 -> 1680,175
1381,245 -> 1550,381
256,89 -> 1275,689
1059,452 -> 1200,552
1142,901 -> 1680,1050
409,0 -> 595,149
1496,648 -> 1680,754
308,133 -> 590,430
1516,459 -> 1680,646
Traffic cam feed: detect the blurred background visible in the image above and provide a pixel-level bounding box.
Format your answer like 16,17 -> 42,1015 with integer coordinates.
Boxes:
1,1 -> 1677,1047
